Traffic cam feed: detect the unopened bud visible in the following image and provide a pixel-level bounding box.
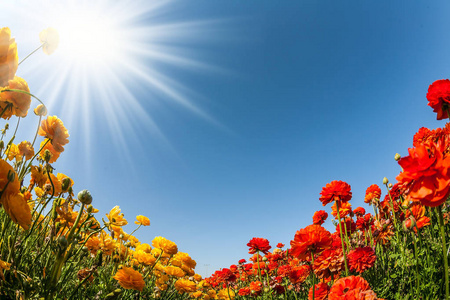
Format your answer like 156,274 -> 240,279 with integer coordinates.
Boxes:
78,189 -> 92,205
383,177 -> 389,185
394,153 -> 401,161
262,256 -> 268,261
0,140 -> 4,150
388,183 -> 393,188
34,104 -> 47,116
87,205 -> 93,213
61,178 -> 71,192
403,217 -> 416,232
43,149 -> 52,163
58,236 -> 68,248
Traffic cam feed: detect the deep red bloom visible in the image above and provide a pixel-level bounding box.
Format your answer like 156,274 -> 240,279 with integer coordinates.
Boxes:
364,184 -> 381,205
290,225 -> 332,259
313,210 -> 328,225
247,237 -> 271,254
356,213 -> 374,231
277,265 -> 292,277
276,242 -> 285,248
288,265 -> 310,284
427,79 -> 450,120
249,280 -> 262,295
238,259 -> 246,264
347,247 -> 376,273
217,268 -> 236,283
238,287 -> 251,296
320,180 -> 352,206
353,207 -> 365,217
328,276 -> 374,300
308,282 -> 330,300
335,217 -> 356,236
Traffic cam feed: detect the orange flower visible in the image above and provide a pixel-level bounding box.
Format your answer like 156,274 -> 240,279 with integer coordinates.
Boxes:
133,250 -> 156,266
113,267 -> 145,291
319,180 -> 352,206
290,225 -> 332,259
18,141 -> 34,160
249,280 -> 262,295
347,247 -> 376,273
0,159 -> 20,196
0,27 -> 18,87
0,77 -> 31,118
164,266 -> 185,278
312,210 -> 328,225
328,276 -> 374,300
308,282 -> 330,300
135,215 -> 150,226
313,248 -> 345,280
6,143 -> 20,161
288,265 -> 310,284
247,237 -> 271,255
40,139 -> 60,163
364,184 -> 381,205
30,165 -> 47,188
34,103 -> 47,116
2,192 -> 32,230
152,236 -> 178,255
331,201 -> 352,219
174,278 -> 197,293
106,206 -> 128,226
38,116 -> 69,153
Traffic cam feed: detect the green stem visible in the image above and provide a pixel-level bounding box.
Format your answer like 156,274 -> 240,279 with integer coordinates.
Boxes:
438,206 -> 449,300
336,202 -> 349,275
311,250 -> 315,300
18,43 -> 45,66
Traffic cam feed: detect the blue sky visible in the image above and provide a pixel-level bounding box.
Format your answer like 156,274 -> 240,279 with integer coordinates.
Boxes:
3,0 -> 450,276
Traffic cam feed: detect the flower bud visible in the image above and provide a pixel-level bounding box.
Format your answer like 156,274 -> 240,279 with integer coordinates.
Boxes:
58,236 -> 68,249
0,140 -> 3,150
34,104 -> 47,116
78,189 -> 92,205
87,205 -> 93,213
262,256 -> 268,261
403,217 -> 416,232
383,177 -> 389,185
43,149 -> 52,163
388,183 -> 393,188
61,177 -> 71,192
394,153 -> 401,161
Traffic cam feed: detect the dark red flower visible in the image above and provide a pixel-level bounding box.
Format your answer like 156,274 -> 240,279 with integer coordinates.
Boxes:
356,213 -> 374,231
353,207 -> 365,217
238,287 -> 251,296
427,79 -> 450,120
238,259 -> 246,264
313,210 -> 328,225
288,265 -> 310,284
320,180 -> 352,206
217,268 -> 236,283
247,237 -> 271,254
276,242 -> 285,248
347,247 -> 376,273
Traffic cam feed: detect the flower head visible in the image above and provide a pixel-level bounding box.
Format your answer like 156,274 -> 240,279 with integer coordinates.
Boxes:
38,116 -> 69,153
290,225 -> 332,259
174,278 -> 197,293
308,282 -> 330,300
106,206 -> 128,226
247,237 -> 271,255
319,180 -> 352,206
0,27 -> 18,87
135,215 -> 150,226
328,276 -> 375,300
347,247 -> 376,273
312,210 -> 328,225
113,267 -> 145,291
39,27 -> 59,55
364,184 -> 381,205
427,79 -> 450,120
0,77 -> 31,118
152,236 -> 178,255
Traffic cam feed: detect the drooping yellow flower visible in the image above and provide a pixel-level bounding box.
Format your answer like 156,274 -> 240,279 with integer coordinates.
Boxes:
0,77 -> 31,118
152,236 -> 178,255
135,215 -> 150,226
113,267 -> 145,292
38,116 -> 69,153
39,28 -> 59,55
106,206 -> 128,227
18,141 -> 34,160
2,192 -> 32,230
174,278 -> 197,293
0,27 -> 18,87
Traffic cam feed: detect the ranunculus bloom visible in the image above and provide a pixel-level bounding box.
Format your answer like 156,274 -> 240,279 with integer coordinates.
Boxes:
135,215 -> 150,226
276,242 -> 285,248
313,248 -> 345,280
249,280 -> 262,294
309,282 -> 330,300
18,141 -> 34,160
347,247 -> 376,273
331,201 -> 352,219
0,77 -> 31,118
0,27 -> 18,87
217,288 -> 235,300
238,287 -> 251,296
288,265 -> 310,284
427,79 -> 450,120
313,210 -> 328,225
2,192 -> 32,230
247,237 -> 271,255
0,159 -> 20,196
319,180 -> 352,206
38,116 -> 69,153
328,276 -> 374,300
113,267 -> 145,291
106,206 -> 128,226
133,250 -> 156,266
174,278 -> 197,293
39,27 -> 59,55
290,225 -> 332,259
152,236 -> 178,255
396,141 -> 450,207
353,207 -> 365,217
364,184 -> 381,205
356,213 -> 374,231
39,139 -> 60,163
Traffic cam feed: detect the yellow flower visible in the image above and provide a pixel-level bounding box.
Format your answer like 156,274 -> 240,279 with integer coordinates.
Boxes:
18,141 -> 34,160
45,173 -> 62,196
34,187 -> 45,198
174,278 -> 197,293
152,236 -> 178,255
0,259 -> 11,281
34,103 -> 47,116
0,27 -> 18,87
0,159 -> 20,196
2,192 -> 32,230
113,267 -> 145,292
0,77 -> 31,118
164,265 -> 185,278
133,250 -> 157,266
135,215 -> 150,226
135,243 -> 152,253
174,252 -> 197,269
6,143 -> 20,161
39,27 -> 59,55
30,165 -> 47,187
193,274 -> 202,282
38,116 -> 69,153
217,288 -> 235,300
192,291 -> 203,298
106,206 -> 128,227
40,139 -> 61,163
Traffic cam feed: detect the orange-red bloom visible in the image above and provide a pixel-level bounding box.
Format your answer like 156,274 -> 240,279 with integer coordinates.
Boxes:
247,237 -> 271,255
347,247 -> 376,273
288,265 -> 310,284
328,276 -> 374,300
309,282 -> 330,300
364,184 -> 381,205
312,210 -> 328,225
319,180 -> 352,206
290,225 -> 332,259
113,267 -> 145,291
331,201 -> 352,219
427,79 -> 450,120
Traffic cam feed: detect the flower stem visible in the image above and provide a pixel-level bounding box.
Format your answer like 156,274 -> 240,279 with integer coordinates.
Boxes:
336,202 -> 349,276
18,43 -> 44,66
438,205 -> 449,300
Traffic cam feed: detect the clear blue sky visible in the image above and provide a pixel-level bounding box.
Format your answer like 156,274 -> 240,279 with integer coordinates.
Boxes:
3,0 -> 450,276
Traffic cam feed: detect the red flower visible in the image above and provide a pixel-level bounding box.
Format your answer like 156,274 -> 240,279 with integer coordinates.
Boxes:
247,237 -> 271,255
320,180 -> 352,206
288,265 -> 310,284
308,282 -> 330,300
249,280 -> 262,295
277,265 -> 292,277
328,276 -> 374,300
276,242 -> 285,248
427,79 -> 450,120
353,207 -> 365,217
238,259 -> 246,264
313,210 -> 328,225
397,141 -> 450,207
331,201 -> 352,219
364,184 -> 381,205
356,213 -> 374,231
238,287 -> 251,296
290,225 -> 332,259
217,268 -> 236,283
347,247 -> 376,273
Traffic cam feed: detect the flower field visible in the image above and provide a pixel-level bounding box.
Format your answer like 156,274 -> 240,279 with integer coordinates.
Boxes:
1,26 -> 450,300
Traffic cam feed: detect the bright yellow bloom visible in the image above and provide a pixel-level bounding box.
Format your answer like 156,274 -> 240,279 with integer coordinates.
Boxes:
0,259 -> 11,281
135,215 -> 150,226
133,250 -> 157,266
3,192 -> 32,230
0,77 -> 31,118
39,28 -> 59,55
174,252 -> 197,269
164,266 -> 185,278
0,27 -> 18,87
152,236 -> 178,255
135,243 -> 152,253
34,103 -> 47,116
217,288 -> 235,300
30,165 -> 47,187
6,143 -> 20,161
106,206 -> 128,227
38,116 -> 69,153
34,187 -> 45,198
192,291 -> 203,298
113,267 -> 145,292
174,278 -> 197,293
0,159 -> 20,196
18,141 -> 34,160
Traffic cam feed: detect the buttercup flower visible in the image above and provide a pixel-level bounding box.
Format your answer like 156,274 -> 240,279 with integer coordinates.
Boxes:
38,116 -> 69,153
0,159 -> 20,196
290,225 -> 332,259
364,184 -> 381,205
320,180 -> 352,206
308,282 -> 330,300
312,210 -> 328,225
2,192 -> 32,230
0,77 -> 31,118
18,141 -> 34,160
247,237 -> 271,255
328,276 -> 375,300
174,278 -> 197,293
152,236 -> 178,255
427,79 -> 450,120
113,267 -> 145,291
347,247 -> 376,273
0,27 -> 18,87
40,139 -> 60,163
39,27 -> 59,55
106,206 -> 128,226
135,215 -> 150,226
